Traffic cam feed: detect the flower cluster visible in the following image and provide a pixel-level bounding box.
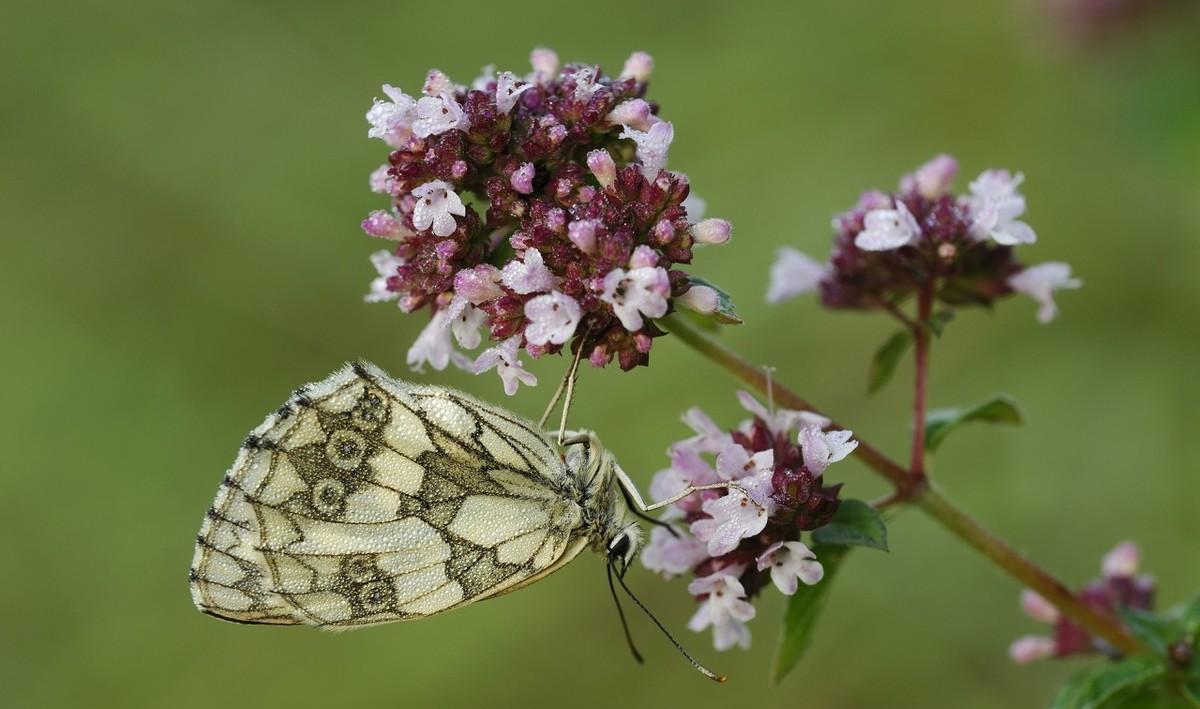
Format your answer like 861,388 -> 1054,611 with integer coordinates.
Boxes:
1009,541 -> 1156,664
640,391 -> 857,650
362,49 -> 731,393
767,154 -> 1081,323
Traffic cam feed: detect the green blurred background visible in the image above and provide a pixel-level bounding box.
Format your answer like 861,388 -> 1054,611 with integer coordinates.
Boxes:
3,1 -> 1198,707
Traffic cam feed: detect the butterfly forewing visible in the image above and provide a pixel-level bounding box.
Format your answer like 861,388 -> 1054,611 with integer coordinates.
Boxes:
191,363 -> 586,628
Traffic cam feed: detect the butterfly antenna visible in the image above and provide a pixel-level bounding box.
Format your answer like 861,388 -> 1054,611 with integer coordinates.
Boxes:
611,563 -> 728,683
606,560 -> 644,664
556,335 -> 587,445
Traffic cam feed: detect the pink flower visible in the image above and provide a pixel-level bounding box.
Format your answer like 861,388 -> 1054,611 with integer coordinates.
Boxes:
1101,541 -> 1140,579
756,541 -> 824,595
494,71 -> 531,114
365,84 -> 416,148
1020,589 -> 1060,624
528,47 -> 559,85
735,390 -> 831,437
369,164 -> 398,195
360,210 -> 408,240
501,248 -> 559,294
411,180 -> 466,237
1007,262 -> 1082,323
800,427 -> 858,475
567,219 -> 598,254
766,247 -> 827,304
510,161 -> 535,194
523,291 -> 581,346
901,154 -> 958,199
855,199 -> 921,251
620,121 -> 673,178
600,266 -> 670,330
677,285 -> 719,314
1009,636 -> 1057,665
586,149 -> 616,188
470,336 -> 537,395
364,250 -> 402,304
691,446 -> 774,556
412,93 -> 468,137
687,571 -> 756,651
422,69 -> 459,96
448,302 -> 486,350
968,169 -> 1036,245
606,99 -> 652,130
692,218 -> 731,246
620,51 -> 654,82
453,265 -> 503,304
406,309 -> 454,372
641,526 -> 710,578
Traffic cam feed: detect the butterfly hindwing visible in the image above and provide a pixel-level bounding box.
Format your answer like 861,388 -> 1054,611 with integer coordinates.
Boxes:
190,363 -> 587,629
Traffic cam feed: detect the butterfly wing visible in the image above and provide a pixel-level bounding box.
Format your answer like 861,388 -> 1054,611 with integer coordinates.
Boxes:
190,362 -> 587,629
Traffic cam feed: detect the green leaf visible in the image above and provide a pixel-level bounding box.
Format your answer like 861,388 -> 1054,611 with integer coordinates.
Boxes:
1175,592 -> 1200,635
1118,608 -> 1178,657
1181,680 -> 1200,708
1051,655 -> 1168,709
685,275 -> 742,325
924,310 -> 955,337
811,499 -> 889,551
867,330 -> 911,395
924,395 -> 1023,452
772,545 -> 850,684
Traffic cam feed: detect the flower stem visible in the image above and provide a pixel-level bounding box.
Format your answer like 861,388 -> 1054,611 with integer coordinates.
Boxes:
913,484 -> 1142,656
658,312 -> 1143,656
659,313 -> 912,492
910,285 -> 933,479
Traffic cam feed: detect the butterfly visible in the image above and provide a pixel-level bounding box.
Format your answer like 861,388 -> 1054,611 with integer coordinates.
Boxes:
189,361 -> 733,680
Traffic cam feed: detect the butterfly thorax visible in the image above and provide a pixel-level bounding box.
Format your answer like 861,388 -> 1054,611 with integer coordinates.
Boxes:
561,430 -> 641,559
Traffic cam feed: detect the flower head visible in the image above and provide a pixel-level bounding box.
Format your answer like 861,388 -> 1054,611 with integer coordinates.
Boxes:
1009,541 -> 1156,665
769,154 -> 1077,321
641,391 -> 854,651
360,50 -> 731,392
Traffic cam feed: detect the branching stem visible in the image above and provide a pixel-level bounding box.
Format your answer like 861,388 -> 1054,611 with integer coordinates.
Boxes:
658,312 -> 1143,657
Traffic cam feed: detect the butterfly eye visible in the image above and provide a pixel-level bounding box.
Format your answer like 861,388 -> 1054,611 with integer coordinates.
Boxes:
608,533 -> 631,562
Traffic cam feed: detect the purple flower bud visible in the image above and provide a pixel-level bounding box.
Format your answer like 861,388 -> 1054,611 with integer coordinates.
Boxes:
693,218 -> 731,245
451,160 -> 469,180
453,265 -> 503,304
587,149 -> 617,188
361,210 -> 406,239
567,219 -> 598,254
630,244 -> 659,269
678,284 -> 719,314
620,51 -> 654,82
606,99 -> 652,130
511,162 -> 535,194
545,207 -> 567,233
901,154 -> 958,199
652,219 -> 676,245
529,47 -> 559,84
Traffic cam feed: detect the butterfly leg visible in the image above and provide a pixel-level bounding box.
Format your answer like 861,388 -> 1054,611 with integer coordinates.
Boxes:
612,464 -> 766,514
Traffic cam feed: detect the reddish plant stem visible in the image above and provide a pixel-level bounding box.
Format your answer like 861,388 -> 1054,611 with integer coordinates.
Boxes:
910,285 -> 933,480
658,312 -> 1143,657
